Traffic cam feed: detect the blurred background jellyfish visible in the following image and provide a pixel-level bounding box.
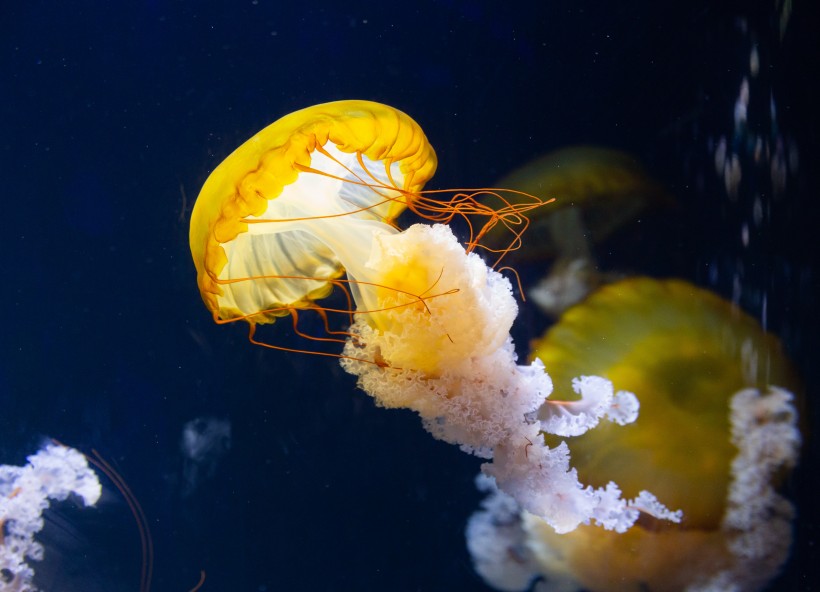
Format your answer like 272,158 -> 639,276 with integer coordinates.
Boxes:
467,277 -> 802,591
189,100 -> 683,534
179,417 -> 231,498
483,147 -> 673,317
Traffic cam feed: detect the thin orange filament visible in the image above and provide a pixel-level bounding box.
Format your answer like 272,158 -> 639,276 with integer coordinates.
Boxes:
88,449 -> 154,592
188,571 -> 207,592
214,269 -> 459,368
49,440 -> 156,592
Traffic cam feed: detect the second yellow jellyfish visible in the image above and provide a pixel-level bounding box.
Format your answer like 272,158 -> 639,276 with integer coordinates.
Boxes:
467,277 -> 801,592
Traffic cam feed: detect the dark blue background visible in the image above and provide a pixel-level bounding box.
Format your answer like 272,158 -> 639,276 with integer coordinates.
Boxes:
2,1 -> 817,590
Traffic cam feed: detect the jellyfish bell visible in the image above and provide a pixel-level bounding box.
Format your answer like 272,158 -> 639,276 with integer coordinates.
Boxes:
189,100 -> 438,339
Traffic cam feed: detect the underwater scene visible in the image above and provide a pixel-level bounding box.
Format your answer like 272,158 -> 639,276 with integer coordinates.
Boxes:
2,1 -> 818,590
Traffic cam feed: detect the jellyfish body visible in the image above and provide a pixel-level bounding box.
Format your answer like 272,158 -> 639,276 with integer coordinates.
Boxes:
190,101 -> 682,535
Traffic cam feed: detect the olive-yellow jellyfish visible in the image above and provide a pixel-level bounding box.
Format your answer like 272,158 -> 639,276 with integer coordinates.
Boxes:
189,101 -> 682,533
485,146 -> 673,317
485,146 -> 672,261
467,277 -> 801,592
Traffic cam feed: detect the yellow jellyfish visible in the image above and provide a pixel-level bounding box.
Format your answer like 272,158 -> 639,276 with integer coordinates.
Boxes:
190,101 -> 683,534
190,100 -> 545,358
467,277 -> 801,592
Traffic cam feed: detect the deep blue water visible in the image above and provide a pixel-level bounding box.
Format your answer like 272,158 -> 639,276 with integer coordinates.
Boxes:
2,1 -> 818,590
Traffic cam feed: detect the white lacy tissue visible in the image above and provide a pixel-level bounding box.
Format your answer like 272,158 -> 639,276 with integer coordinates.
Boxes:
342,224 -> 680,534
540,375 -> 640,437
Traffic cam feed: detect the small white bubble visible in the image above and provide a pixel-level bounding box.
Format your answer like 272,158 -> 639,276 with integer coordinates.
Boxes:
715,136 -> 727,175
708,261 -> 719,285
788,140 -> 799,172
724,154 -> 742,199
753,195 -> 763,225
732,273 -> 742,305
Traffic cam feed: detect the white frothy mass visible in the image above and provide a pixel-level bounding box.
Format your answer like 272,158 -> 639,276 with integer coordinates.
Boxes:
341,224 -> 680,534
